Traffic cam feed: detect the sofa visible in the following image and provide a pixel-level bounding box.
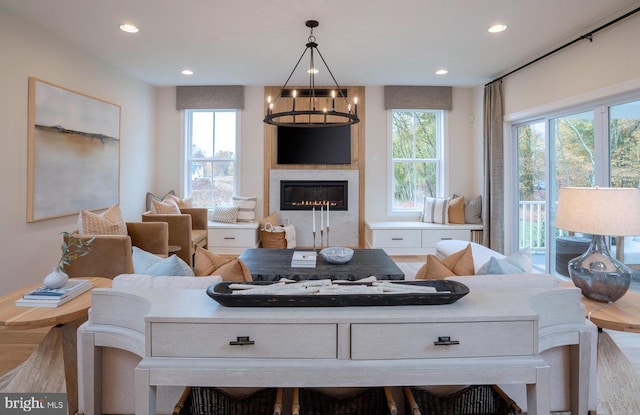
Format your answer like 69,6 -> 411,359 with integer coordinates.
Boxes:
78,243 -> 596,415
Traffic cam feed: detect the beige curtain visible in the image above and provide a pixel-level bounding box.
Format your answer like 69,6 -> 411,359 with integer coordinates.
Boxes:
483,81 -> 504,253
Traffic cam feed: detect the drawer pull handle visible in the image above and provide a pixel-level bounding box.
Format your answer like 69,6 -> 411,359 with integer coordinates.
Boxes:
391,238 -> 404,241
224,237 -> 236,240
229,336 -> 255,346
434,336 -> 459,346
440,237 -> 453,240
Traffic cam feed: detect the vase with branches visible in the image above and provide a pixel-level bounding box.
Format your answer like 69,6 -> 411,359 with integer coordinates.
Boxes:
44,232 -> 94,288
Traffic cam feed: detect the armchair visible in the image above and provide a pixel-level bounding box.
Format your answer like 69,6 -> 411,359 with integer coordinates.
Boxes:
63,222 -> 169,279
142,208 -> 208,267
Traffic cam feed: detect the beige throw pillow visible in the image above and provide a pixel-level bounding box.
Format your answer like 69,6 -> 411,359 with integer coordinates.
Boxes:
415,243 -> 475,280
78,204 -> 127,235
150,197 -> 181,214
194,247 -> 253,282
448,195 -> 465,224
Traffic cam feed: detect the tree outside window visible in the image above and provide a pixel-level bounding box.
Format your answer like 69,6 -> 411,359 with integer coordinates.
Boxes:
391,110 -> 442,211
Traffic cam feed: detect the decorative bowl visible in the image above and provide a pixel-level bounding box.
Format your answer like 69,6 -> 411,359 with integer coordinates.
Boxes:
320,247 -> 354,264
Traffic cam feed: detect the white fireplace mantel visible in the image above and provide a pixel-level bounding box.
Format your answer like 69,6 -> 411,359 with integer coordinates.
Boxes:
269,169 -> 359,248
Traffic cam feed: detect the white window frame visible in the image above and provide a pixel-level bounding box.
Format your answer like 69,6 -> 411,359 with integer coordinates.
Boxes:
184,109 -> 241,208
387,109 -> 446,216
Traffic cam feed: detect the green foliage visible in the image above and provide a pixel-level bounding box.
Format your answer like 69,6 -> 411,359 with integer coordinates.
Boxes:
58,232 -> 94,272
392,111 -> 438,208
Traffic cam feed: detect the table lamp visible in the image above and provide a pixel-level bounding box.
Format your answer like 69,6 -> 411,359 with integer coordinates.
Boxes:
555,187 -> 640,302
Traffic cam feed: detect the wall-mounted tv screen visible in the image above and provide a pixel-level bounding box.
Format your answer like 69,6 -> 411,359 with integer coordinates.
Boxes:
277,125 -> 351,165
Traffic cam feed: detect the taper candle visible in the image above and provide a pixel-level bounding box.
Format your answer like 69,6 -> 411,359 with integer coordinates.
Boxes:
312,207 -> 316,232
327,201 -> 330,227
320,205 -> 323,231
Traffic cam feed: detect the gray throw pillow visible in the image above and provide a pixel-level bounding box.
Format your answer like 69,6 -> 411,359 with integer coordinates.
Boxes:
477,247 -> 532,275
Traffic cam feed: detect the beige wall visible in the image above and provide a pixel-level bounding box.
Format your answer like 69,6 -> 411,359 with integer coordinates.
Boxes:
498,11 -> 640,252
0,9 -> 155,296
363,86 -> 480,222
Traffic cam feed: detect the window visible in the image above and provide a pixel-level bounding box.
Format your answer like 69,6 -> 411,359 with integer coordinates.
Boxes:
512,94 -> 640,272
390,110 -> 443,211
185,110 -> 237,208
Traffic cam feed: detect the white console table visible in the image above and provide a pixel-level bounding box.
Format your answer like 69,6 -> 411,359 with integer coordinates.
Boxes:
78,284 -> 593,415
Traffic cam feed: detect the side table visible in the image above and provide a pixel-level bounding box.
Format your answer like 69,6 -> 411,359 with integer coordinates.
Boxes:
0,277 -> 112,415
580,290 -> 640,333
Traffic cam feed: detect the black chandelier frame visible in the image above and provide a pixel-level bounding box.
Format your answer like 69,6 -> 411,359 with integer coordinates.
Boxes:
263,20 -> 359,128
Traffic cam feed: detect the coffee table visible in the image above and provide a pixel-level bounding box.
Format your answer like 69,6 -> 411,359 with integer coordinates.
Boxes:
0,277 -> 112,415
239,248 -> 404,281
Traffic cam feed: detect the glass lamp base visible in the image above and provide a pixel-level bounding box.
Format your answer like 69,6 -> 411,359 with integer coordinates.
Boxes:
568,235 -> 631,303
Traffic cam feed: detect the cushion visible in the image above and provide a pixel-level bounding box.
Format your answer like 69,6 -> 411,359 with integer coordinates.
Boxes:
211,205 -> 239,223
146,190 -> 175,211
150,197 -> 181,214
194,246 -> 252,282
421,196 -> 450,224
477,247 -> 532,275
112,274 -> 221,289
132,246 -> 194,276
232,196 -> 258,222
415,243 -> 475,280
165,194 -> 193,209
258,212 -> 279,229
78,204 -> 127,235
464,195 -> 483,224
448,195 -> 465,224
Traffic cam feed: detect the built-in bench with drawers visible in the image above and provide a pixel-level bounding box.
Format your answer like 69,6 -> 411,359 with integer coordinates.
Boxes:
365,221 -> 483,255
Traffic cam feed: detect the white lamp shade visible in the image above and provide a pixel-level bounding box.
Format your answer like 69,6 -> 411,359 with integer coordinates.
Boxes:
556,187 -> 640,236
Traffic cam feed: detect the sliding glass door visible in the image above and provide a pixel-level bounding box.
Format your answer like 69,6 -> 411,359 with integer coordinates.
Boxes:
513,96 -> 640,275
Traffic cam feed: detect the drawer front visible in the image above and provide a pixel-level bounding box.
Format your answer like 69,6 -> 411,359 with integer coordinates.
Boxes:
208,229 -> 257,247
351,322 -> 535,359
151,323 -> 336,358
421,229 -> 470,247
371,229 -> 422,248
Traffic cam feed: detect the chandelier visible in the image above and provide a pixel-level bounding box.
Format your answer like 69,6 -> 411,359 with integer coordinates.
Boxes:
263,20 -> 359,128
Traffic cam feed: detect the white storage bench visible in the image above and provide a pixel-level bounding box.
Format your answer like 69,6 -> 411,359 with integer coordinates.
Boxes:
207,221 -> 259,255
365,221 -> 483,255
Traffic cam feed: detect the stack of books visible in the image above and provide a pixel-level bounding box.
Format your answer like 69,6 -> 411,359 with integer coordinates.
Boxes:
291,251 -> 317,268
16,279 -> 93,307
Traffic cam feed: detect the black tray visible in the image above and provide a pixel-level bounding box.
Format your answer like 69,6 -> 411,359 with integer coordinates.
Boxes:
206,280 -> 469,307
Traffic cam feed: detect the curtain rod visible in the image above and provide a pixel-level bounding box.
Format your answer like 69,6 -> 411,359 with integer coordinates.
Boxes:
485,6 -> 640,87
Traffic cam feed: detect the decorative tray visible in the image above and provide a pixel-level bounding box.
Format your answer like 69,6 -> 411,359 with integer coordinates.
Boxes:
206,280 -> 469,307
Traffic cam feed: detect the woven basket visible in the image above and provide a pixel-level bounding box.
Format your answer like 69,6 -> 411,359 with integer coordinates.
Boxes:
172,387 -> 282,415
404,385 -> 522,415
260,222 -> 287,249
293,387 -> 394,415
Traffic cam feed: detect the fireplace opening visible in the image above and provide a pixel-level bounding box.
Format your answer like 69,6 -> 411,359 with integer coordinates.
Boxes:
280,180 -> 348,211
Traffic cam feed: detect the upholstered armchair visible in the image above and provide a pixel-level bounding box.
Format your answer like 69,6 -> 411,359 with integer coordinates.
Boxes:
142,208 -> 208,267
63,222 -> 169,279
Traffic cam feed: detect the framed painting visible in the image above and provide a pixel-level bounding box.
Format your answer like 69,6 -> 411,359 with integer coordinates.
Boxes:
27,77 -> 120,222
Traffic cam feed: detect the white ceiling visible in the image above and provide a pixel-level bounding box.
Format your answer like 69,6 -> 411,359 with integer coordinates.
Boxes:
1,0 -> 638,87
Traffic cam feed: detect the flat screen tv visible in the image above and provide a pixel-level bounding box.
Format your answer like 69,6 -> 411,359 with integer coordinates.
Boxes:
277,125 -> 351,164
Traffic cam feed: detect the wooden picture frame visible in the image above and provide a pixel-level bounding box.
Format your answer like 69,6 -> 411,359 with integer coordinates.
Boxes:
27,77 -> 121,222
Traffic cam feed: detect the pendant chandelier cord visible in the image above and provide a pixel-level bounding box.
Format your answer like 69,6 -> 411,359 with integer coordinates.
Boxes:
486,6 -> 640,86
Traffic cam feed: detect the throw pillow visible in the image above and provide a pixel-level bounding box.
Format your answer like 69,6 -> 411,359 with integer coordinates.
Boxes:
464,195 -> 483,224
211,205 -> 240,223
164,194 -> 193,209
232,196 -> 258,222
146,190 -> 175,211
448,195 -> 465,224
194,246 -> 253,282
131,246 -> 194,276
477,247 -> 532,275
78,204 -> 127,235
258,212 -> 279,229
415,243 -> 475,280
421,196 -> 450,224
150,197 -> 181,214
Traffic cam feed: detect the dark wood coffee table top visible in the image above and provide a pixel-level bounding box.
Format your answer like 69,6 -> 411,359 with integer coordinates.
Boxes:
239,248 -> 405,281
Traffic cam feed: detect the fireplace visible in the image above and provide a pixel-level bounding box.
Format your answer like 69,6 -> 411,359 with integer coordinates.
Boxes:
280,180 -> 348,211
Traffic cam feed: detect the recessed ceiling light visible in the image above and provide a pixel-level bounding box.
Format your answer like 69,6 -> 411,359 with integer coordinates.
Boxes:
435,69 -> 448,75
488,24 -> 507,33
181,69 -> 194,76
119,23 -> 139,33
